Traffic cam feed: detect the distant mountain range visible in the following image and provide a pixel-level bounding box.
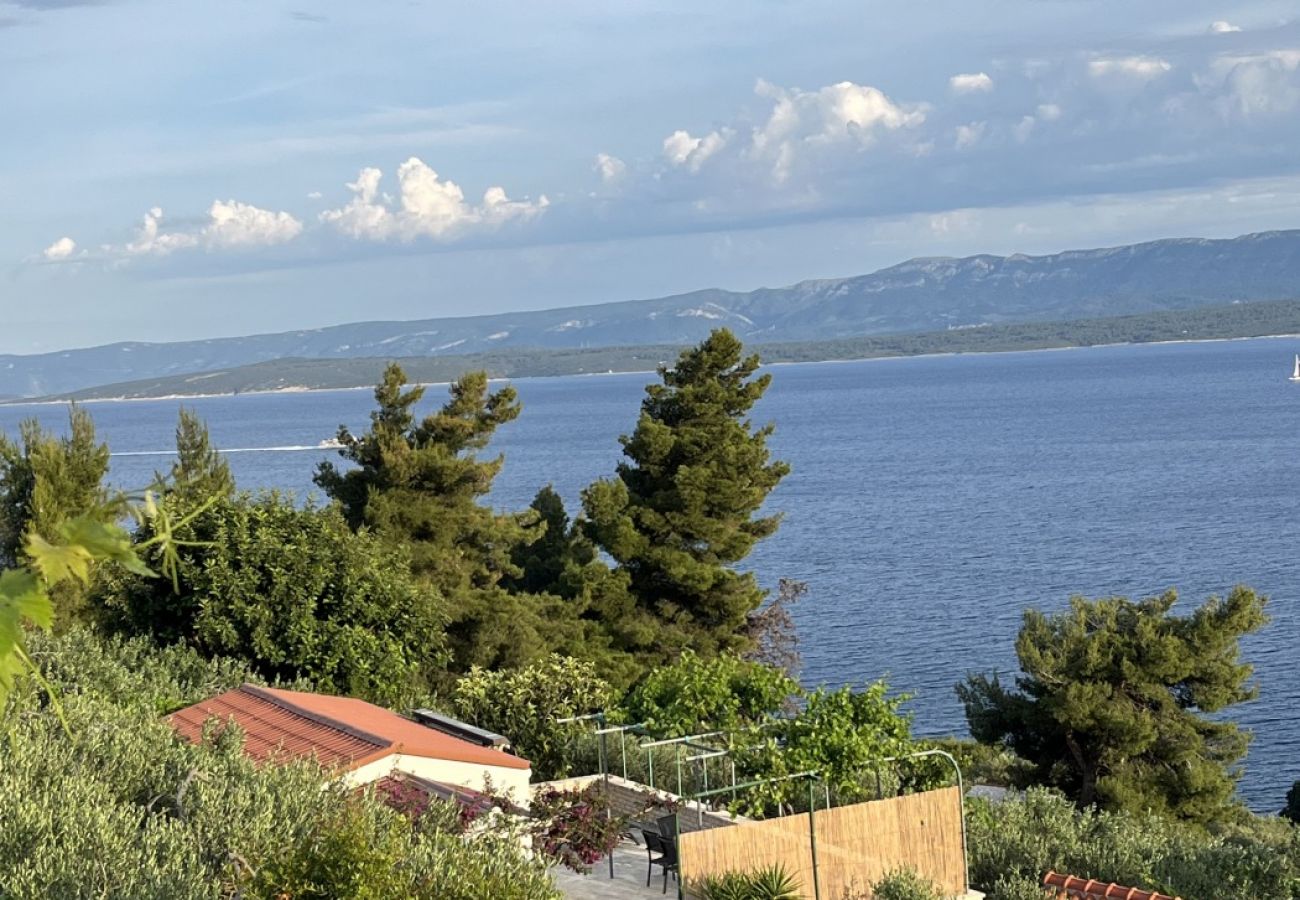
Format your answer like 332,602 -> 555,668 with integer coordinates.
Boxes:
4,229 -> 1300,399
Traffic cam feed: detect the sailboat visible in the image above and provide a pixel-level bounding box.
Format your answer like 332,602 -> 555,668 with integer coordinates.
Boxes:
1291,355 -> 1300,383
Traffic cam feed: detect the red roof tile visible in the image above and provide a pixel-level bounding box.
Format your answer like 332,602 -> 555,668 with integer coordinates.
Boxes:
1043,871 -> 1181,900
168,684 -> 529,773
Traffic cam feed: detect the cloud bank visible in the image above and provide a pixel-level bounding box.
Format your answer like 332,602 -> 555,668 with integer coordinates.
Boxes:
320,157 -> 548,241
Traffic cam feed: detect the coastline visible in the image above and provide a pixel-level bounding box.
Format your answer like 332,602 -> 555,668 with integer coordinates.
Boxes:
7,330 -> 1300,407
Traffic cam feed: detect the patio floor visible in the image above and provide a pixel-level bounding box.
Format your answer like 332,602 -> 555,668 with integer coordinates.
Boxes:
551,837 -> 681,899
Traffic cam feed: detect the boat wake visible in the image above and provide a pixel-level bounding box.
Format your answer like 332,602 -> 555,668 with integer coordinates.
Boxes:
112,442 -> 341,457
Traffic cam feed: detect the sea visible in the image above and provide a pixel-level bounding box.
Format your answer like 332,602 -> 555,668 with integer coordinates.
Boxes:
2,336 -> 1296,813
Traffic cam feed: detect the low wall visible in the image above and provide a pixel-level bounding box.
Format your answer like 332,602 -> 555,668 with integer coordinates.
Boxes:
532,774 -> 745,832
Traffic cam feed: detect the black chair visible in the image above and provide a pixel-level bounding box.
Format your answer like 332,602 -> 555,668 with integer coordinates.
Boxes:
656,813 -> 679,839
642,830 -> 679,893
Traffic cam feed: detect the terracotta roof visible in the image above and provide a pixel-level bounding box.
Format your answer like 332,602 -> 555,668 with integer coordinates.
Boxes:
168,684 -> 530,772
1043,871 -> 1181,900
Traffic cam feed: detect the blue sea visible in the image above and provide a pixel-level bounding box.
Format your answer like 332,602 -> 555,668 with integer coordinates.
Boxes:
3,337 -> 1297,812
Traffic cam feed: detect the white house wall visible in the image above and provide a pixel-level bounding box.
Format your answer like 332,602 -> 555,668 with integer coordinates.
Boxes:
345,752 -> 533,808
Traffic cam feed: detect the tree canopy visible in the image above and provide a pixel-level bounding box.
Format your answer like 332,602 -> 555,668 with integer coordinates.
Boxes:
315,364 -> 555,674
582,328 -> 789,665
958,588 -> 1268,825
96,493 -> 447,706
165,407 -> 234,505
0,407 -> 112,626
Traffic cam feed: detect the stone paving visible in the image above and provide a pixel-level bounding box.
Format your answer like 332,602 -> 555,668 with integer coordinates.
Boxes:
551,838 -> 681,899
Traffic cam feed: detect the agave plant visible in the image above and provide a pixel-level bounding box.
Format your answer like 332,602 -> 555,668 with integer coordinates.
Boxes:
694,864 -> 802,900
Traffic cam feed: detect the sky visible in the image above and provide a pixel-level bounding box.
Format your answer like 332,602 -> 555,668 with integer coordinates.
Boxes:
3,0 -> 1300,354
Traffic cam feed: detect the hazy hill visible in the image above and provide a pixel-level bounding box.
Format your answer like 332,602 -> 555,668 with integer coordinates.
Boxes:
32,298 -> 1300,402
4,229 -> 1299,398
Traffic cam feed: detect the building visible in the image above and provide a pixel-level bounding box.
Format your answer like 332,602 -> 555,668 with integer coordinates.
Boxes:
168,684 -> 532,801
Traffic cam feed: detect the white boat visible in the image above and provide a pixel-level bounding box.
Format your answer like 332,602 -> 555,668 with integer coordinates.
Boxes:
1292,355 -> 1300,383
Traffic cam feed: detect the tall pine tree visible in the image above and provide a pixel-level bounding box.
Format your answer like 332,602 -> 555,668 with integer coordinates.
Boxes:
315,364 -> 554,672
0,405 -> 111,624
166,408 -> 234,505
582,329 -> 789,663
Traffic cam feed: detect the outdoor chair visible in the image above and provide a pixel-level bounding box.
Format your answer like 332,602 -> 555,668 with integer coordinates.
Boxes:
656,813 -> 679,839
642,830 -> 679,893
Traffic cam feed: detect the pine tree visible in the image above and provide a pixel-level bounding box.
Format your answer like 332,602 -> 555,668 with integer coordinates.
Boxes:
315,364 -> 552,672
508,485 -> 596,597
958,587 -> 1269,825
582,329 -> 789,663
0,406 -> 111,624
167,408 -> 234,504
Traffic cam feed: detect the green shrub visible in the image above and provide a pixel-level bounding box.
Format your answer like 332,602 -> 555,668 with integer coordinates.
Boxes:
0,630 -> 560,900
966,787 -> 1300,900
451,654 -> 613,780
95,492 -> 447,706
870,867 -> 945,900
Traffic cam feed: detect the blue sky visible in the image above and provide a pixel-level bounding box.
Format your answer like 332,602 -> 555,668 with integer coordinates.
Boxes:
3,0 -> 1300,353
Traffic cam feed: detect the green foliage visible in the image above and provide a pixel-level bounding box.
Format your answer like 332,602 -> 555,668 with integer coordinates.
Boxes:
0,630 -> 560,900
966,787 -> 1300,900
735,682 -> 917,814
583,328 -> 790,664
166,408 -> 234,505
869,868 -> 945,900
623,650 -> 798,738
95,492 -> 446,706
692,864 -> 801,900
315,363 -> 559,674
507,484 -> 586,597
925,737 -> 1036,789
0,406 -> 112,625
959,588 -> 1268,826
450,654 -> 614,780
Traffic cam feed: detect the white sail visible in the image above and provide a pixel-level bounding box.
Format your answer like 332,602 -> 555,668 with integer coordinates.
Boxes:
1292,354 -> 1300,382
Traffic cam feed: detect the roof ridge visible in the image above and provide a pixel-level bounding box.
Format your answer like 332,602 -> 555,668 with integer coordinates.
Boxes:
240,684 -> 392,751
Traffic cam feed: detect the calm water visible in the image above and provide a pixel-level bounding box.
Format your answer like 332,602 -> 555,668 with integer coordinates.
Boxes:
3,338 -> 1297,811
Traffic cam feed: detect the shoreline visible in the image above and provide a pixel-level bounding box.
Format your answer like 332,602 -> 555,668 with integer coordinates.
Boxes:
6,331 -> 1300,407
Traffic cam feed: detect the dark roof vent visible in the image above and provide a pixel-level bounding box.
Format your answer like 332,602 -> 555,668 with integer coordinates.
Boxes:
411,709 -> 510,750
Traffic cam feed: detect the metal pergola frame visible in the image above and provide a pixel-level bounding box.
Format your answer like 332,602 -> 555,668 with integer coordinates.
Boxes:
548,714 -> 969,899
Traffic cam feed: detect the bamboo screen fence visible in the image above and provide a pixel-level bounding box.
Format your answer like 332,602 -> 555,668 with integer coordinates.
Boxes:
677,786 -> 966,899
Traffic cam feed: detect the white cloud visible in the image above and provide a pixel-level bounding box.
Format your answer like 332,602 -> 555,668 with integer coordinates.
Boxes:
1210,49 -> 1300,117
120,201 -> 302,257
42,237 -> 77,260
593,153 -> 626,183
954,122 -> 985,149
125,207 -> 199,256
750,79 -> 926,180
1088,56 -> 1173,79
662,129 -> 729,172
205,200 -> 303,249
1209,20 -> 1242,34
949,72 -> 993,94
1036,103 -> 1063,121
306,190 -> 323,199
320,156 -> 548,242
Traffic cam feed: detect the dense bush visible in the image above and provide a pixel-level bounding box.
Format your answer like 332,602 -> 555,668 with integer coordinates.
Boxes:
95,492 -> 447,706
869,868 -> 945,900
623,649 -> 798,738
966,787 -> 1300,900
0,630 -> 560,900
451,654 -> 614,780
